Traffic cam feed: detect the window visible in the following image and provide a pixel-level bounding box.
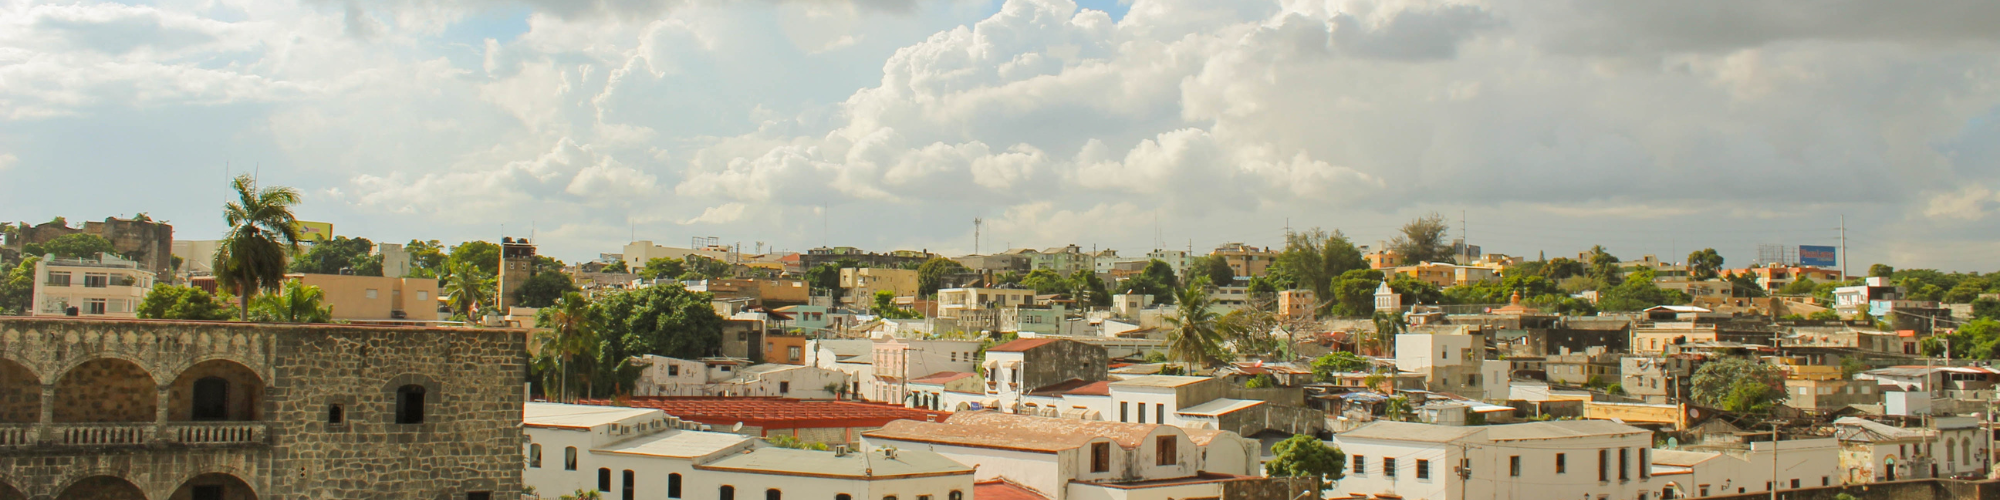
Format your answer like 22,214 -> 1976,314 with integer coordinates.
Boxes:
780,382 -> 790,394
1640,448 -> 1649,479
565,447 -> 578,470
86,298 -> 106,315
395,385 -> 426,424
669,474 -> 683,498
1699,486 -> 1709,497
838,495 -> 852,500
767,489 -> 782,500
1822,477 -> 1829,486
192,377 -> 230,421
529,443 -> 542,468
599,468 -> 612,492
1619,448 -> 1630,481
949,491 -> 962,500
1416,459 -> 1430,480
1789,479 -> 1799,489
328,404 -> 344,424
1156,404 -> 1165,424
1156,436 -> 1177,465
1598,449 -> 1608,482
624,471 -> 637,500
917,496 -> 930,500
790,346 -> 802,361
45,272 -> 70,287
1510,455 -> 1521,477
1091,442 -> 1111,472
1137,403 -> 1146,423
670,365 -> 681,376
1556,453 -> 1566,474
84,273 -> 108,288
366,289 -> 379,299
1384,457 -> 1397,478
469,493 -> 492,500
1120,402 -> 1129,422
1353,456 -> 1365,474
721,486 -> 735,500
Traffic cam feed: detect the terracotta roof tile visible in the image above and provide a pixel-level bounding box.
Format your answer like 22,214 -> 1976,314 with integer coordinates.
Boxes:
911,371 -> 977,385
987,338 -> 1060,352
975,479 -> 1049,500
1026,379 -> 1099,396
864,411 -> 1165,452
1065,381 -> 1111,396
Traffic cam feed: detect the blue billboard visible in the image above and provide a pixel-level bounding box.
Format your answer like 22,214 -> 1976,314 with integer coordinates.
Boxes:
1799,245 -> 1837,267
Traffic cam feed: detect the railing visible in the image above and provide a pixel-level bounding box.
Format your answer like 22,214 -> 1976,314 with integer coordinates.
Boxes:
167,422 -> 266,445
51,423 -> 150,446
0,424 -> 32,447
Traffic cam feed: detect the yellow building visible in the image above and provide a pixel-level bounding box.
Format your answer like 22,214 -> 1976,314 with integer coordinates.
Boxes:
292,274 -> 441,323
840,268 -> 919,304
1393,262 -> 1498,288
1210,243 -> 1275,278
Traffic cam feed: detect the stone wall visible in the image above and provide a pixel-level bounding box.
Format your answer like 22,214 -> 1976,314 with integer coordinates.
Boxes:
1220,476 -> 1316,500
0,361 -> 37,423
10,218 -> 175,283
52,358 -> 157,422
1022,340 -> 1108,390
0,317 -> 529,499
1694,479 -> 2000,500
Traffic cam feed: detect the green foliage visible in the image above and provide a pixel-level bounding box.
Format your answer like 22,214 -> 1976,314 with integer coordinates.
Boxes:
404,240 -> 448,277
1382,396 -> 1413,421
602,260 -> 629,273
532,293 -> 603,401
1868,265 -> 1895,278
596,284 -> 726,361
1272,228 -> 1368,313
1835,493 -> 1860,500
805,263 -> 842,303
1245,277 -> 1279,308
1689,357 -> 1787,413
767,435 -> 830,450
1809,309 -> 1842,321
1725,272 -> 1767,298
214,174 -> 304,316
1244,373 -> 1277,389
679,255 -> 733,280
447,240 -> 501,276
441,260 -> 495,316
1605,383 -> 1624,395
1777,277 -> 1819,296
1840,356 -> 1868,378
1118,260 -> 1181,305
1021,269 -> 1072,295
1165,277 -> 1224,368
1443,274 -> 1561,305
917,257 -> 970,296
1312,351 -> 1373,380
1585,246 -> 1622,286
1597,270 -> 1692,311
640,258 -> 687,280
560,490 -> 605,500
0,256 -> 37,315
1974,297 -> 2000,320
513,271 -> 580,308
1921,318 -> 2000,359
27,233 -> 114,259
247,280 -> 333,323
1191,256 -> 1237,288
1265,434 -> 1346,488
1944,279 -> 1988,304
872,290 -> 922,319
137,284 -> 235,320
1329,269 -> 1386,317
289,236 -> 384,276
1370,311 -> 1406,356
1687,248 -> 1725,281
1532,257 -> 1587,281
1391,214 -> 1453,264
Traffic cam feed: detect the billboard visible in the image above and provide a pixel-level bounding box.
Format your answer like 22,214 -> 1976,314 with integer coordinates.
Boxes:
1799,245 -> 1837,267
294,221 -> 334,242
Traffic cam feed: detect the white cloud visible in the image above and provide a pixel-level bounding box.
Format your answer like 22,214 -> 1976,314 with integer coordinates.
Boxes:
0,153 -> 15,171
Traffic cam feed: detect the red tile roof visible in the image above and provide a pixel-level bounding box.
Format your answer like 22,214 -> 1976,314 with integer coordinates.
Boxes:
1064,381 -> 1111,396
987,338 -> 1059,352
578,397 -> 949,430
911,371 -> 977,385
1027,379 -> 1100,396
975,479 -> 1049,500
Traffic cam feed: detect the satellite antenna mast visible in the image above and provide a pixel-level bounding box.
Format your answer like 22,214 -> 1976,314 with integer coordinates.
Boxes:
974,218 -> 983,255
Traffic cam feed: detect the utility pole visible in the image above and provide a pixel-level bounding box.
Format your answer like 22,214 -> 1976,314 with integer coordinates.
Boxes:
974,218 -> 982,255
1460,210 -> 1469,264
1771,421 -> 1780,500
1840,215 -> 1848,280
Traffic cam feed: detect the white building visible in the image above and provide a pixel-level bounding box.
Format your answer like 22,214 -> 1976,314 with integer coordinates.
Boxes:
1396,331 -> 1508,401
633,356 -> 849,399
1833,416 -> 1984,483
1335,420 -> 1663,500
525,402 -> 974,500
32,252 -> 155,318
623,241 -> 730,271
714,364 -> 852,399
863,411 -> 1262,500
1650,439 -> 1842,497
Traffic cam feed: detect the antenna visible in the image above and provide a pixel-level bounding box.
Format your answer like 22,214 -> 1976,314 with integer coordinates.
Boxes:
1839,215 -> 1848,279
974,218 -> 983,255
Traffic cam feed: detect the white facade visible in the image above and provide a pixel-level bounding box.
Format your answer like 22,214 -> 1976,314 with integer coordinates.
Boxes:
863,412 -> 1259,500
623,241 -> 730,271
1396,333 -> 1478,372
32,253 -> 154,318
633,356 -> 851,399
715,364 -> 852,399
1335,420 -> 1669,500
634,355 -> 714,396
1652,439 -> 1842,497
525,403 -> 974,500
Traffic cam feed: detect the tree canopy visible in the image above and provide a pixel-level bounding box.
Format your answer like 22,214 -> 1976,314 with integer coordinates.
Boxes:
1689,357 -> 1788,415
1390,213 -> 1453,264
1312,351 -> 1374,380
247,280 -> 333,323
594,284 -> 726,362
513,271 -> 581,308
917,257 -> 970,296
24,233 -> 114,260
1190,256 -> 1236,288
0,256 -> 37,315
214,174 -> 303,317
1596,269 -> 1692,311
1687,248 -> 1724,281
404,239 -> 448,277
1118,260 -> 1181,305
289,235 -> 383,276
1272,228 -> 1367,311
1265,434 -> 1346,489
449,240 -> 501,276
640,257 -> 686,280
137,284 -> 235,321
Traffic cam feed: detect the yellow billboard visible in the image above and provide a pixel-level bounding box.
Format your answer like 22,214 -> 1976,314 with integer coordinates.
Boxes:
294,221 -> 334,242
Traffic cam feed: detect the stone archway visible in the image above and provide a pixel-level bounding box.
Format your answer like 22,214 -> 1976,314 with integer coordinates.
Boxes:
54,359 -> 157,423
168,360 -> 265,422
167,472 -> 257,500
0,359 -> 40,423
56,475 -> 147,500
0,479 -> 24,500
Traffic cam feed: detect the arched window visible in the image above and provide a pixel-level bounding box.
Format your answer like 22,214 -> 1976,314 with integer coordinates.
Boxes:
395,384 -> 426,424
326,404 -> 344,424
721,486 -> 736,500
529,443 -> 543,468
624,470 -> 637,500
837,494 -> 852,500
767,489 -> 782,500
669,473 -> 683,498
598,468 -> 612,492
564,446 -> 579,470
1966,438 -> 1976,465
949,491 -> 962,500
192,377 -> 229,421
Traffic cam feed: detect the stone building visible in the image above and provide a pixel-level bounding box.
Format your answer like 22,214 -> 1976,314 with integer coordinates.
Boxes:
10,217 -> 175,283
0,316 -> 527,499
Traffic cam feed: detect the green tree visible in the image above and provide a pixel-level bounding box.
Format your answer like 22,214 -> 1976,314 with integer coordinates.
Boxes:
1585,245 -> 1622,286
1390,213 -> 1453,264
1535,257 -> 1586,280
1943,280 -> 1987,304
1725,272 -> 1767,298
136,284 -> 235,320
1973,297 -> 2000,320
0,256 -> 37,315
1191,255 -> 1237,288
1809,309 -> 1842,321
1839,356 -> 1868,378
1868,264 -> 1895,278
441,261 -> 495,317
533,292 -> 601,402
917,257 -> 970,296
1164,277 -> 1223,369
1778,277 -> 1818,296
767,435 -> 830,450
1597,270 -> 1692,311
1118,260 -> 1181,305
872,290 -> 921,319
448,240 -> 501,276
595,284 -> 726,361
1021,269 -> 1073,295
1265,434 -> 1346,489
213,174 -> 304,318
1382,396 -> 1414,421
1244,373 -> 1277,388
805,263 -> 842,303
1312,351 -> 1373,380
405,239 -> 448,277
513,271 -> 580,308
1689,357 -> 1787,412
1687,248 -> 1725,281
680,255 -> 733,280
1272,228 -> 1367,311
1370,311 -> 1406,357
30,233 -> 114,259
247,280 -> 333,323
289,235 -> 383,276
1329,269 -> 1387,317
1070,270 -> 1112,309
602,259 -> 629,274
640,257 -> 686,280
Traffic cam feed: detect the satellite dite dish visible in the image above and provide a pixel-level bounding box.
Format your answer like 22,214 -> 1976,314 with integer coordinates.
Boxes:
1666,437 -> 1679,450
731,422 -> 744,433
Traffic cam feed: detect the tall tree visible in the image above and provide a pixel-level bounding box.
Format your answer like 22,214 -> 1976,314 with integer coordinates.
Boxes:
1869,264 -> 1895,278
1020,269 -> 1073,295
1190,255 -> 1237,288
0,256 -> 41,315
1687,248 -> 1725,281
513,272 -> 580,308
137,284 -> 235,320
1272,228 -> 1367,312
534,292 -> 601,402
1164,277 -> 1224,369
805,263 -> 843,302
449,241 -> 501,276
1069,269 -> 1113,309
1265,434 -> 1346,489
290,235 -> 383,276
639,257 -> 686,280
441,260 -> 495,317
213,174 -> 304,317
27,233 -> 114,259
247,280 -> 333,323
595,284 -> 726,361
1585,245 -> 1623,286
1390,213 -> 1452,264
917,257 -> 970,296
404,239 -> 448,277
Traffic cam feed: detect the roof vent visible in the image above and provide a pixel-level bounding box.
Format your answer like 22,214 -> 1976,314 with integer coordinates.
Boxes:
833,445 -> 849,457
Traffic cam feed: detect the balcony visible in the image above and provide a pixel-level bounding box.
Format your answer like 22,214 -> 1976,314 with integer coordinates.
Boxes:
0,422 -> 268,449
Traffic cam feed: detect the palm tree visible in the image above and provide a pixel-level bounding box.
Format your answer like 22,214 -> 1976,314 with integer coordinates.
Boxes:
441,260 -> 495,319
1382,396 -> 1413,422
1164,277 -> 1224,370
213,174 -> 303,318
247,280 -> 334,323
534,292 -> 599,403
1371,310 -> 1406,357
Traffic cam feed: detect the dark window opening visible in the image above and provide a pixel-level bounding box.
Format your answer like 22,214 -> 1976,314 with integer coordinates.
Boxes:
530,443 -> 543,468
599,468 -> 612,492
838,495 -> 852,500
395,384 -> 426,424
625,470 -> 637,500
767,489 -> 782,500
1556,453 -> 1566,474
1156,436 -> 1177,466
1385,457 -> 1397,478
1091,442 -> 1111,472
1416,459 -> 1430,479
721,486 -> 736,500
670,473 -> 683,498
192,377 -> 229,421
949,491 -> 962,500
469,493 -> 492,500
565,446 -> 578,470
1598,449 -> 1608,482
192,485 -> 223,500
1510,455 -> 1521,477
327,404 -> 345,424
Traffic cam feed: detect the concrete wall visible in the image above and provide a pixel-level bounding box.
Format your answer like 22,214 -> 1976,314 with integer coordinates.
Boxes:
1696,479 -> 2000,500
295,273 -> 441,321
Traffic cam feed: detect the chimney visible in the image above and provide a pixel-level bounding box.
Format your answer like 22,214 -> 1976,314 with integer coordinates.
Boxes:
833,445 -> 849,457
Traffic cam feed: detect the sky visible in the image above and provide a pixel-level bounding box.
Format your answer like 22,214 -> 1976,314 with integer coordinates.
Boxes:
4,0 -> 2000,272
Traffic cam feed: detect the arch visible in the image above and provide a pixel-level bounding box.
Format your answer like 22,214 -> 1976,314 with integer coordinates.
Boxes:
720,485 -> 736,500
381,373 -> 440,425
837,495 -> 852,500
1964,437 -> 1975,465
56,475 -> 146,500
0,479 -> 22,500
169,359 -> 264,422
954,402 -> 971,412
597,468 -> 611,492
766,489 -> 781,500
51,353 -> 163,387
528,443 -> 543,468
54,358 -> 157,423
0,358 -> 41,423
168,472 -> 257,500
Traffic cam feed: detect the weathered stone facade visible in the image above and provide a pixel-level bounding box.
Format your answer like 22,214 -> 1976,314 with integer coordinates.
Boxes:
0,316 -> 527,499
7,218 -> 174,283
